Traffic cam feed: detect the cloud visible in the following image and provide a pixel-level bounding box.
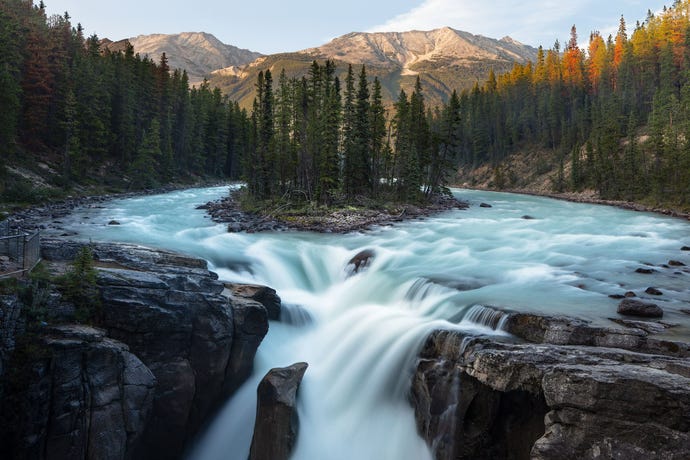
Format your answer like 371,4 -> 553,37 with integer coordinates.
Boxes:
368,0 -> 659,48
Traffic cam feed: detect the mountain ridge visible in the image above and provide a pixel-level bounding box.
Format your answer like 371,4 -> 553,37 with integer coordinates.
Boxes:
208,27 -> 538,107
120,32 -> 263,83
104,27 -> 537,107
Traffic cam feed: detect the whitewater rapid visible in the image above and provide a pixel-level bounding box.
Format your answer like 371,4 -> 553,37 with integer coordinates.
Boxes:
60,185 -> 690,460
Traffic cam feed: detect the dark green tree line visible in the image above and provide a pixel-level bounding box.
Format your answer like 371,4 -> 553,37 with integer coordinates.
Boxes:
0,0 -> 250,197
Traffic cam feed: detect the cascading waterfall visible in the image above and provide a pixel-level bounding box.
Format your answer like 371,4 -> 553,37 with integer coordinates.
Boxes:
58,185 -> 690,460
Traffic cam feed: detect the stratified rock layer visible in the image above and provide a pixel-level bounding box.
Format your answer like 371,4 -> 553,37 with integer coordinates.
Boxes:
1,239 -> 271,460
412,312 -> 690,460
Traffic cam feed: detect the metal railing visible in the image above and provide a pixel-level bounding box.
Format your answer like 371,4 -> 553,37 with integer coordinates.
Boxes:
0,219 -> 41,277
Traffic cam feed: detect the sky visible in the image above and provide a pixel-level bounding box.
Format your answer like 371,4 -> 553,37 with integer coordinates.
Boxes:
45,0 -> 671,54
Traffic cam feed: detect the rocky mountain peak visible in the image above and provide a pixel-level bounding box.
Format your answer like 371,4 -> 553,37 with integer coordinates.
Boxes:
302,27 -> 537,75
126,32 -> 263,83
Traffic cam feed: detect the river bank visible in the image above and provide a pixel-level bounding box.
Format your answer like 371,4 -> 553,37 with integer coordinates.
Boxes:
4,181 -> 236,234
501,188 -> 690,221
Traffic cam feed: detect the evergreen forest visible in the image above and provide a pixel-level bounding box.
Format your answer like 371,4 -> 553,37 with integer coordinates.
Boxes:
2,0 -> 690,210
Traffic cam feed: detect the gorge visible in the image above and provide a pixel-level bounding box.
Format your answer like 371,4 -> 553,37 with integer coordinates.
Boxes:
2,185 -> 689,459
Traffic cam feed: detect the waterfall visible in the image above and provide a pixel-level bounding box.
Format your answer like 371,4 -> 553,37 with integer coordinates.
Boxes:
461,304 -> 510,331
58,185 -> 690,460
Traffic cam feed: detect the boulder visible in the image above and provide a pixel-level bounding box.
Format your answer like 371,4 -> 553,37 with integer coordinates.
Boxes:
479,203 -> 492,208
669,260 -> 686,266
346,249 -> 375,275
635,267 -> 656,274
249,362 -> 308,460
618,299 -> 663,318
225,283 -> 281,320
645,287 -> 663,296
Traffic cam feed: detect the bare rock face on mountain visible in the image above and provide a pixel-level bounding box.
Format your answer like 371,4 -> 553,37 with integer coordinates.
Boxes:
304,27 -> 536,75
209,27 -> 538,109
126,32 -> 262,84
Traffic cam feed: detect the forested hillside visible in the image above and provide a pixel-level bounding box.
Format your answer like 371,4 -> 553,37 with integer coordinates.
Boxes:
2,0 -> 689,212
0,0 -> 251,204
449,1 -> 690,209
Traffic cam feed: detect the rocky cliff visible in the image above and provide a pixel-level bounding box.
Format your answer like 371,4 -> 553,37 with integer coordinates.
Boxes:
412,312 -> 690,459
0,239 -> 275,460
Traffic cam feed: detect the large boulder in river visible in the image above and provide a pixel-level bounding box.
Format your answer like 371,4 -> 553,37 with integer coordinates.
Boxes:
0,325 -> 156,460
249,362 -> 308,460
225,282 -> 282,320
346,249 -> 375,275
617,298 -> 663,318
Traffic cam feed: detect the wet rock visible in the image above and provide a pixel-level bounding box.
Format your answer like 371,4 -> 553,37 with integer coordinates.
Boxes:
346,249 -> 375,275
681,246 -> 690,251
107,220 -> 120,225
608,290 -> 638,299
522,215 -> 536,220
0,325 -> 156,460
502,312 -> 647,350
225,283 -> 281,320
669,260 -> 686,266
635,267 -> 656,274
608,318 -> 672,335
645,287 -> 663,296
479,202 -> 492,208
249,362 -> 308,460
618,299 -> 663,318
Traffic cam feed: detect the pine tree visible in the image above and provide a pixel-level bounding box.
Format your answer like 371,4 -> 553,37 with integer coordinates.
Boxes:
369,77 -> 386,197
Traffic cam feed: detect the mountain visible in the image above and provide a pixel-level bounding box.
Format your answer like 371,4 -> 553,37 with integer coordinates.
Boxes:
208,27 -> 538,108
124,32 -> 263,84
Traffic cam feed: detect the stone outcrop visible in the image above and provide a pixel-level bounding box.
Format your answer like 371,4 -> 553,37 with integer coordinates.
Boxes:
412,313 -> 690,459
1,239 -> 271,460
225,283 -> 282,320
249,362 -> 308,460
502,310 -> 687,357
0,325 -> 156,460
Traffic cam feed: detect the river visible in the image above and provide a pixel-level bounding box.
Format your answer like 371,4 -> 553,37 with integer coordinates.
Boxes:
59,186 -> 690,460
